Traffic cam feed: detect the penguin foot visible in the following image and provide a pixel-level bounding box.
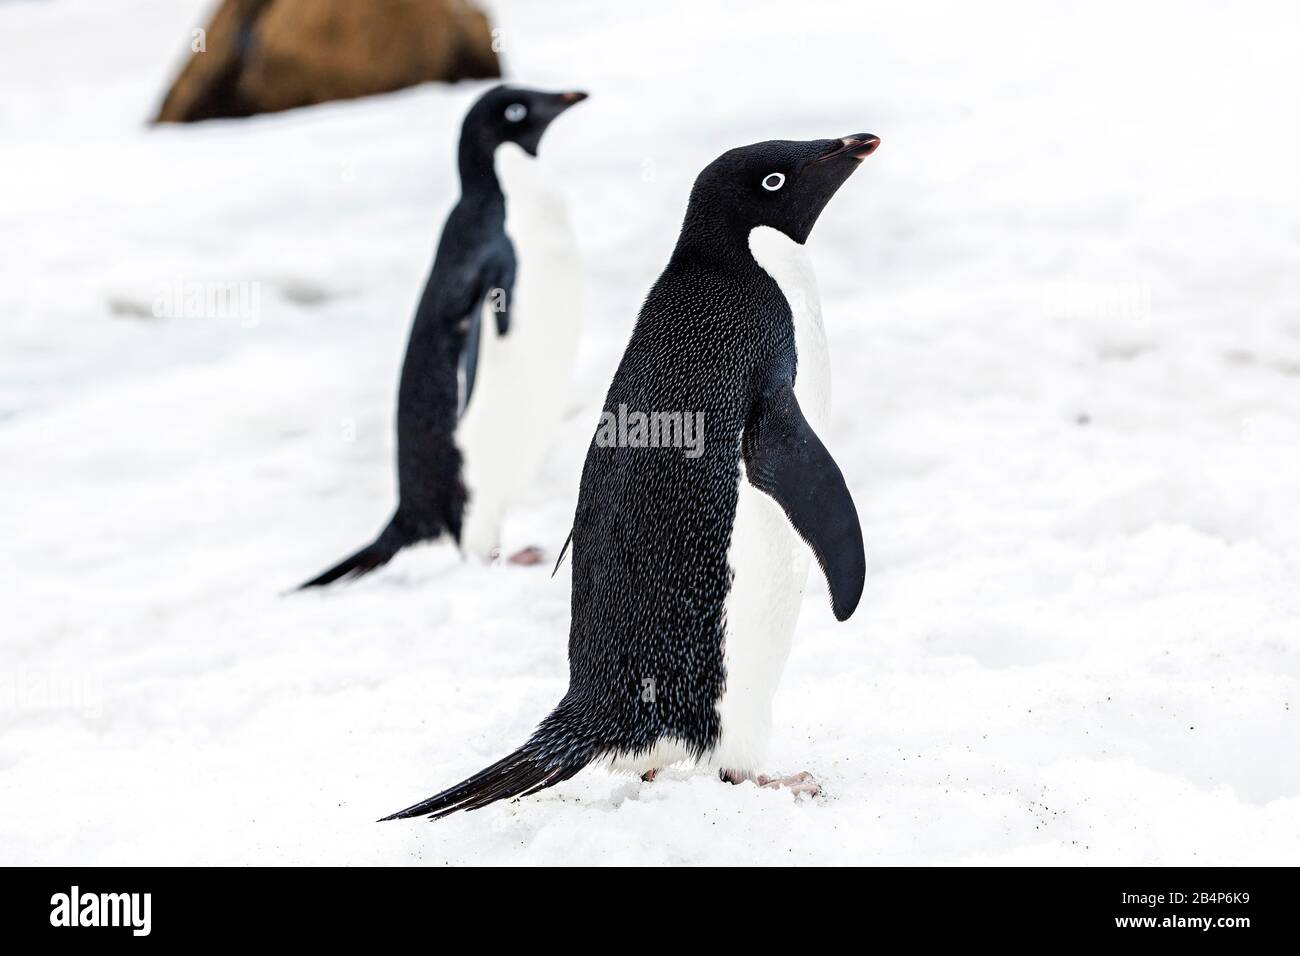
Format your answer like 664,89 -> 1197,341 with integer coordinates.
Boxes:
720,769 -> 821,797
641,769 -> 658,782
506,546 -> 546,566
757,771 -> 821,797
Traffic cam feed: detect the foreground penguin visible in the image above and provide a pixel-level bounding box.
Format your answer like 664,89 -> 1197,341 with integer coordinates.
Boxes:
383,132 -> 879,818
300,85 -> 587,588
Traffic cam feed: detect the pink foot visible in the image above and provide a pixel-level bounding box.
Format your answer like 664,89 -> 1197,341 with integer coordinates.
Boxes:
641,769 -> 659,782
757,771 -> 821,797
506,546 -> 545,566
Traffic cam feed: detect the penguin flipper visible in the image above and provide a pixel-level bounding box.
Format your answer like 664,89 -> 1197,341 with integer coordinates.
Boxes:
455,248 -> 517,416
742,383 -> 866,621
489,250 -> 516,337
457,303 -> 484,416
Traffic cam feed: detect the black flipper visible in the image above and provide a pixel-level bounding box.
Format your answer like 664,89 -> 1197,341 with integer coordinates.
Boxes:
742,383 -> 866,621
457,305 -> 483,416
455,247 -> 516,416
488,253 -> 516,337
297,515 -> 415,590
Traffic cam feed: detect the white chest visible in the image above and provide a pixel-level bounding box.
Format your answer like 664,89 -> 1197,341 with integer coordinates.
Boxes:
747,225 -> 830,425
454,142 -> 583,560
708,226 -> 830,774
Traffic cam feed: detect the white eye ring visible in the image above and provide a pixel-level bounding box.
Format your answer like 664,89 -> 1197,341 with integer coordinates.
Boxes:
762,172 -> 785,191
504,103 -> 527,123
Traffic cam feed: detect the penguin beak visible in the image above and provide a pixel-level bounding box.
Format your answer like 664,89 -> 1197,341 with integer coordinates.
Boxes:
519,91 -> 587,157
813,134 -> 881,164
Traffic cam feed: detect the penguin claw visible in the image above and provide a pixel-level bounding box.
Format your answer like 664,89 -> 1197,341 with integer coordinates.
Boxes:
641,769 -> 658,782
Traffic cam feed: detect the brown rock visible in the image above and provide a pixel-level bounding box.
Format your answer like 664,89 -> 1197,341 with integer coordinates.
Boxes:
155,0 -> 501,123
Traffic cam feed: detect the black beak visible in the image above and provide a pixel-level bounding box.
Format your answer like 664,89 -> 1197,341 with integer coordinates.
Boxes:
518,90 -> 587,157
814,133 -> 881,163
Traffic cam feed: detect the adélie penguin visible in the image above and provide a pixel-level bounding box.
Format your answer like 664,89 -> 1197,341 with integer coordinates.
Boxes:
299,85 -> 587,588
382,132 -> 880,818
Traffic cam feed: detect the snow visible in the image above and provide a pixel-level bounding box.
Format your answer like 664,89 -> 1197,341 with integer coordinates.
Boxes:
2,0 -> 1299,865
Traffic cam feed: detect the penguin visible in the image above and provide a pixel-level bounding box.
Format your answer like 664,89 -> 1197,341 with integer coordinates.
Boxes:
299,85 -> 587,588
381,132 -> 880,819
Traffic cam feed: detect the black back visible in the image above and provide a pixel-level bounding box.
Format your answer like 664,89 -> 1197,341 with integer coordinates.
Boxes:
298,86 -> 586,589
558,136 -> 875,756
378,134 -> 878,816
392,85 -> 586,544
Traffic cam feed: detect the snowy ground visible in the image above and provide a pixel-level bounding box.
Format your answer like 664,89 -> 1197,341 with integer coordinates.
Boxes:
2,0 -> 1299,865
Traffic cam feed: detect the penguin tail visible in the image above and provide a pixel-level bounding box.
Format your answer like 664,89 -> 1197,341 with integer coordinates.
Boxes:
297,515 -> 415,590
380,720 -> 593,820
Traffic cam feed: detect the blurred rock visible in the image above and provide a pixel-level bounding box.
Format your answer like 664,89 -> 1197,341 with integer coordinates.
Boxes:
155,0 -> 500,123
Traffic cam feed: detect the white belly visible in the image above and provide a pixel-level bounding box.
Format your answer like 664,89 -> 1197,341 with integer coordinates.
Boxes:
710,225 -> 830,775
457,143 -> 583,560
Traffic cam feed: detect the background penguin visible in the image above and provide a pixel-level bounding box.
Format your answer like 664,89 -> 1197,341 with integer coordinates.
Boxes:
300,85 -> 587,588
382,132 -> 880,819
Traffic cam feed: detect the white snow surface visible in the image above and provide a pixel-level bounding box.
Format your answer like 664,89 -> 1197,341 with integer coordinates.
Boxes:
3,0 -> 1299,865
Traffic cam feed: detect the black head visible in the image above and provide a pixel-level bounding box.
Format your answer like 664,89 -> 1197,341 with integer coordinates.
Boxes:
681,135 -> 881,247
461,85 -> 588,158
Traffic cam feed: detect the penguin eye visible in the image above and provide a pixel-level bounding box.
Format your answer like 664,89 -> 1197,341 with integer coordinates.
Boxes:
761,172 -> 786,192
504,103 -> 528,123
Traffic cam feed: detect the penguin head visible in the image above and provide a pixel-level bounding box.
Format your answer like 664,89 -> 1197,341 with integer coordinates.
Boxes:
684,135 -> 881,245
464,85 -> 588,158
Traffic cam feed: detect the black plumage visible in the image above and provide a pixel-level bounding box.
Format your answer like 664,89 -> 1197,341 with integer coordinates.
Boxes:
299,86 -> 586,588
384,134 -> 878,819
